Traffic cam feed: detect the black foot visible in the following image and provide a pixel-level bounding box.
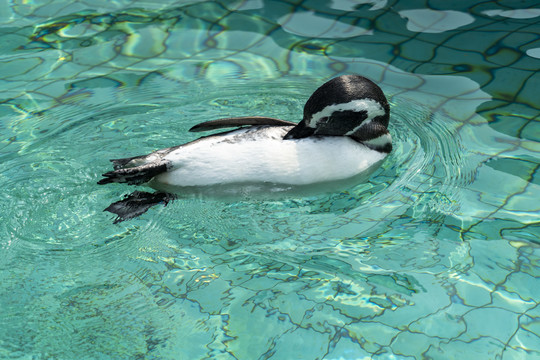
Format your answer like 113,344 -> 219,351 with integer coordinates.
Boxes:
104,191 -> 176,224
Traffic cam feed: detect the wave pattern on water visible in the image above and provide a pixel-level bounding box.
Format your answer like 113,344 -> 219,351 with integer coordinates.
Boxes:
0,0 -> 539,359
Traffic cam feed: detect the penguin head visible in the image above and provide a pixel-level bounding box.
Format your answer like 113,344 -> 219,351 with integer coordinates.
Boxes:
284,75 -> 391,152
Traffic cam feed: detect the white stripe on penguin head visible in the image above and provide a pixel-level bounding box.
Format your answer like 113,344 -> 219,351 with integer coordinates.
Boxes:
306,99 -> 386,132
362,132 -> 392,148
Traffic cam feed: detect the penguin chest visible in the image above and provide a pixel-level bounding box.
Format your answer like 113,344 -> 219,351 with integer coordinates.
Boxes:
154,129 -> 387,187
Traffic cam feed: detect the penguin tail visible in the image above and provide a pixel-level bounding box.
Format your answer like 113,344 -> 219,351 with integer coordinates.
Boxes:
98,160 -> 170,185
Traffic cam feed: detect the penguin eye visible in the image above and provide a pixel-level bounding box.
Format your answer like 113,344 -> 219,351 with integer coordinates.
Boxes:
329,110 -> 367,126
317,116 -> 330,125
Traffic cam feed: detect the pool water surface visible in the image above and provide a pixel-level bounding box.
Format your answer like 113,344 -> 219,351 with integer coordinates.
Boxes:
0,0 -> 539,359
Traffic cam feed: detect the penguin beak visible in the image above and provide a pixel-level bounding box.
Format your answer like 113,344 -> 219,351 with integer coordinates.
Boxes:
283,120 -> 315,140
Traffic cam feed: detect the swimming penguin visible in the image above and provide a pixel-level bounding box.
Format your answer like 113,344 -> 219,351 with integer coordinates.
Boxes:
98,75 -> 392,223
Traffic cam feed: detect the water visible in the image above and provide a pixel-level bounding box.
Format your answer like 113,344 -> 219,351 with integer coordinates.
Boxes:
0,0 -> 539,359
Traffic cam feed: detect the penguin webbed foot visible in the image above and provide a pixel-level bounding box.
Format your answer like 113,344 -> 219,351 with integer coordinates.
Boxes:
104,191 -> 176,224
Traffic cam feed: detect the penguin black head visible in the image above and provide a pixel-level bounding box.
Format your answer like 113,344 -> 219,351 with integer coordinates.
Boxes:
284,75 -> 391,153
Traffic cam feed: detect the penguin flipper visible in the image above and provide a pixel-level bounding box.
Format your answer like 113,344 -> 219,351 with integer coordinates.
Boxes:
189,116 -> 296,132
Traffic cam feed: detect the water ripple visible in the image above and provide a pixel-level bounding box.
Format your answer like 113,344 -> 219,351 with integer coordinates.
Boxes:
1,0 -> 538,358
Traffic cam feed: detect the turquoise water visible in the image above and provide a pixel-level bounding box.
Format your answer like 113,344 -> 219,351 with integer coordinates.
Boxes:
1,0 -> 539,359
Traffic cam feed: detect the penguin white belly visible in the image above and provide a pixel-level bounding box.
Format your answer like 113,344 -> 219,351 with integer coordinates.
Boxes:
153,127 -> 387,187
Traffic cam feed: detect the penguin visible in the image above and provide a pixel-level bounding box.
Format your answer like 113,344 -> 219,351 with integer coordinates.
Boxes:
98,75 -> 391,223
